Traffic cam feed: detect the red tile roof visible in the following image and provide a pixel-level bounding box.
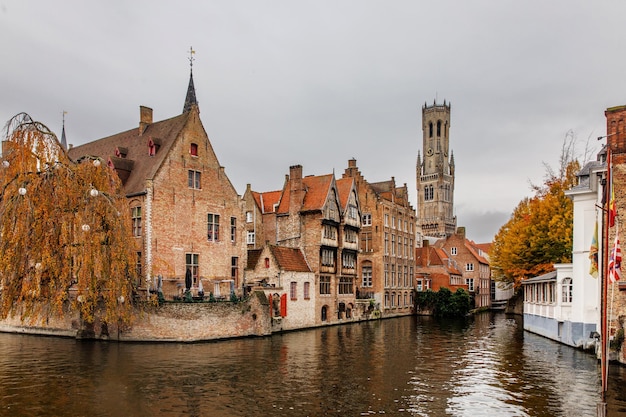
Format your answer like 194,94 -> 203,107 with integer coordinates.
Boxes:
255,190 -> 282,213
270,246 -> 311,272
335,177 -> 354,212
276,173 -> 334,214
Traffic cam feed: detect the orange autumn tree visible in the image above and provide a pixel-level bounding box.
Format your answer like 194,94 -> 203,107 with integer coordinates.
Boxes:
0,113 -> 138,325
490,157 -> 580,288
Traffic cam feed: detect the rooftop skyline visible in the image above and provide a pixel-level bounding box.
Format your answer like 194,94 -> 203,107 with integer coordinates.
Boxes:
2,1 -> 625,242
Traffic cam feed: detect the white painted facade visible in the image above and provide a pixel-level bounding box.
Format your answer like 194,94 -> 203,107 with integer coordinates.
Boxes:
523,160 -> 604,350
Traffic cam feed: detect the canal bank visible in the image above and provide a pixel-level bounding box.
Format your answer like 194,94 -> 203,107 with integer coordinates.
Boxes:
1,312 -> 624,416
0,290 -> 392,342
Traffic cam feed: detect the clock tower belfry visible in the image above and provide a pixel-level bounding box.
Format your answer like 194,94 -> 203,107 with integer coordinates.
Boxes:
416,100 -> 456,238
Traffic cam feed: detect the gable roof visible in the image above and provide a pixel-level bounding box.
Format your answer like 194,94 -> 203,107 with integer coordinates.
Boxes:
276,173 -> 335,214
67,110 -> 191,196
415,246 -> 462,276
270,246 -> 311,272
335,177 -> 355,212
252,190 -> 282,214
246,246 -> 311,272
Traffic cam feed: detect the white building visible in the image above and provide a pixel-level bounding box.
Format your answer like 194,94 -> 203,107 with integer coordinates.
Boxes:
522,158 -> 604,349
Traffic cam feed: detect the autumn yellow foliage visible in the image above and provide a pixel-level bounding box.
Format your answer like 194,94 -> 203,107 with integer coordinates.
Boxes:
490,159 -> 580,287
0,113 -> 138,325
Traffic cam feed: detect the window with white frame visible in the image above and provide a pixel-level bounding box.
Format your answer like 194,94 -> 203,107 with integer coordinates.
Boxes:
246,211 -> 253,223
451,247 -> 457,255
362,213 -> 372,226
562,278 -> 573,303
246,231 -> 255,245
465,263 -> 474,272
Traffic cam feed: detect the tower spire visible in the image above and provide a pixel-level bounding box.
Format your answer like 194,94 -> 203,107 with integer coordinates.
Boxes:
60,110 -> 68,149
183,46 -> 198,113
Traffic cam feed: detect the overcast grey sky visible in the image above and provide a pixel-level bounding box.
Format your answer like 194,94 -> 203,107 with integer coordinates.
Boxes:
1,1 -> 624,243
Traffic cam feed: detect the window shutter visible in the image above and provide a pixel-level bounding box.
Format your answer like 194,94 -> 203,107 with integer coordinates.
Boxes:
280,294 -> 287,317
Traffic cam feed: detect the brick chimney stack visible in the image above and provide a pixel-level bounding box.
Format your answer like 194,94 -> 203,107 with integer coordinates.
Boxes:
289,165 -> 305,213
422,240 -> 430,267
139,106 -> 153,135
606,105 -> 626,164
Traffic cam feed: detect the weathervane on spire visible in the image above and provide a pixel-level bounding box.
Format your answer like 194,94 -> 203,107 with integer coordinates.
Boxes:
189,46 -> 195,70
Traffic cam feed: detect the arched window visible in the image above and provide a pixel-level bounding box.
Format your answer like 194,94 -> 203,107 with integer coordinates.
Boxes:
562,278 -> 573,303
429,122 -> 433,138
321,305 -> 328,321
437,120 -> 442,136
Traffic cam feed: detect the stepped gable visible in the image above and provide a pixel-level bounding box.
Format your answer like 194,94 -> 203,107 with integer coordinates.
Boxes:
68,110 -> 191,196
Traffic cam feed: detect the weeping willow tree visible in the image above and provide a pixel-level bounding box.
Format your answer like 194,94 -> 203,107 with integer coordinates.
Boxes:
0,113 -> 138,326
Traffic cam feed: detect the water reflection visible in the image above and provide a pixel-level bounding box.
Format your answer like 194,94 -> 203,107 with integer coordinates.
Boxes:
0,313 -> 623,416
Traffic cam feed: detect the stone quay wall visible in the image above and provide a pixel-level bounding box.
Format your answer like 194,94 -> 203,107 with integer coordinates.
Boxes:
0,291 -> 272,342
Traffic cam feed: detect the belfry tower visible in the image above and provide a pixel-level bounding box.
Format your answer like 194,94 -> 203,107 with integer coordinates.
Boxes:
416,100 -> 456,238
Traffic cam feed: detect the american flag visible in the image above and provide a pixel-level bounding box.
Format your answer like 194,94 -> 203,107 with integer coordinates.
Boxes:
609,230 -> 622,283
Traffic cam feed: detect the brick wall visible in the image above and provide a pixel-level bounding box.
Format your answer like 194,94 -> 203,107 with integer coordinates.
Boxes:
0,291 -> 272,342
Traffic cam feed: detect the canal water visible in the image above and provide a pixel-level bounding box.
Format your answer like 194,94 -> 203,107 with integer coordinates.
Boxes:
1,312 -> 625,416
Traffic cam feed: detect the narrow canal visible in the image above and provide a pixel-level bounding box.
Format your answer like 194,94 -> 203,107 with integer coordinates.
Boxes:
1,312 -> 625,416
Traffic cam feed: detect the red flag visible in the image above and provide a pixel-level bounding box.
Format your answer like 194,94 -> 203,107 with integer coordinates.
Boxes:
609,230 -> 622,283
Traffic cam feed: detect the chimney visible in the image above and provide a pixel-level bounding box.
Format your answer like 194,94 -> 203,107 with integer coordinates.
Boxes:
456,226 -> 466,239
422,240 -> 430,267
289,165 -> 305,212
139,106 -> 153,135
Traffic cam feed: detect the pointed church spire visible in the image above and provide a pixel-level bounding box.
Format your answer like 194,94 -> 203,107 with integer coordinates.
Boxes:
60,111 -> 68,149
183,46 -> 198,113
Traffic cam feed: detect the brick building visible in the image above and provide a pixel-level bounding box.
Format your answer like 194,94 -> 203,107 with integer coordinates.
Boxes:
68,70 -> 246,299
416,101 -> 457,239
605,105 -> 626,363
343,158 -> 416,317
433,227 -> 491,309
415,240 -> 466,293
244,165 -> 362,325
245,245 -> 315,331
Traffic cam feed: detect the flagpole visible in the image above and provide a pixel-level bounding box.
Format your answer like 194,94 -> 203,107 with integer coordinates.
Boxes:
599,145 -> 611,413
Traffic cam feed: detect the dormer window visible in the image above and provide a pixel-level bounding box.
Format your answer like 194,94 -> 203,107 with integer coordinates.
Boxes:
115,146 -> 128,158
148,137 -> 161,156
190,143 -> 198,157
